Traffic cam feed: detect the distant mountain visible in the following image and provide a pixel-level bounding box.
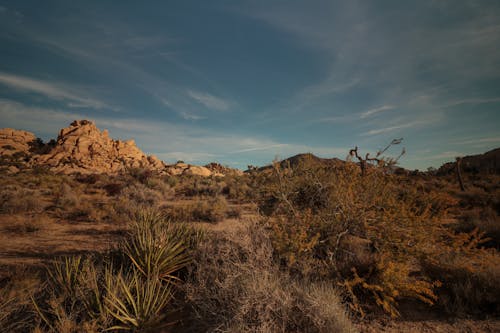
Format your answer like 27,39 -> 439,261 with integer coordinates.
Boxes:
438,148 -> 500,175
251,153 -> 345,172
279,153 -> 344,168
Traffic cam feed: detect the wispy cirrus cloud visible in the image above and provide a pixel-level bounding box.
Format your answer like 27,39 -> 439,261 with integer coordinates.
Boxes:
452,136 -> 500,146
360,105 -> 394,119
362,121 -> 423,136
0,98 -> 348,168
442,97 -> 500,108
187,90 -> 230,111
0,72 -> 115,110
179,111 -> 205,121
229,144 -> 288,154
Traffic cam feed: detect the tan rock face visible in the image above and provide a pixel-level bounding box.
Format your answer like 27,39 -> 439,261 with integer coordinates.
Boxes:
0,128 -> 37,156
165,162 -> 213,177
184,165 -> 212,177
1,120 -> 241,177
32,120 -> 166,174
205,162 -> 243,176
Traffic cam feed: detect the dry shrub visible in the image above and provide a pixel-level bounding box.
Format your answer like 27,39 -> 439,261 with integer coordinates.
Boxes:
457,207 -> 500,248
127,167 -> 154,184
102,182 -> 124,196
0,186 -> 44,214
0,267 -> 40,332
108,197 -> 140,223
164,196 -> 229,223
2,215 -> 47,234
121,183 -> 163,206
258,156 -> 448,317
457,187 -> 496,208
221,174 -> 254,202
422,230 -> 500,316
75,173 -> 102,185
55,183 -> 79,208
182,222 -> 355,333
52,184 -> 104,222
176,176 -> 224,197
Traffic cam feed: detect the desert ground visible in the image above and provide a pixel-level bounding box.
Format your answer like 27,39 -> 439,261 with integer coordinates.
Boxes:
0,122 -> 499,332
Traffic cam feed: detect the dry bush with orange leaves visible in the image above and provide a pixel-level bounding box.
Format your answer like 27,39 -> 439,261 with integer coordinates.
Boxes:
257,155 -> 492,318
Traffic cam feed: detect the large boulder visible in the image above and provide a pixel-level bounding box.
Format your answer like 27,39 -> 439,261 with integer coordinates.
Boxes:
165,162 -> 213,177
184,165 -> 212,177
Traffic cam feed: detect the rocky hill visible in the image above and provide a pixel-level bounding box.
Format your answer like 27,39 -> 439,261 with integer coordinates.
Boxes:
438,148 -> 500,175
0,120 -> 218,176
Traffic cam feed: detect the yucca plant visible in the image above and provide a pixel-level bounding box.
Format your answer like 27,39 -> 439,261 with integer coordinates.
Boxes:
104,268 -> 173,331
124,210 -> 191,281
47,256 -> 85,297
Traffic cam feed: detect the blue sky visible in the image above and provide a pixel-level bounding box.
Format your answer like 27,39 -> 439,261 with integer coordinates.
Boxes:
0,0 -> 499,170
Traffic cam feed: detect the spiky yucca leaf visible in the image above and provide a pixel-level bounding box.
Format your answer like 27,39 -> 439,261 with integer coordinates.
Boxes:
104,268 -> 173,331
47,256 -> 84,297
124,210 -> 191,281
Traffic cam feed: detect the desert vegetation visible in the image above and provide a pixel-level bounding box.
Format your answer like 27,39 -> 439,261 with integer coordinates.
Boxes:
0,147 -> 499,332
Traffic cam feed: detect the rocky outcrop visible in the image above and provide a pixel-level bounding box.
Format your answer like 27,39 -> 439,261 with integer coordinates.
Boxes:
0,120 -> 243,177
0,128 -> 37,157
30,120 -> 165,174
438,148 -> 500,175
165,162 -> 213,177
205,162 -> 243,176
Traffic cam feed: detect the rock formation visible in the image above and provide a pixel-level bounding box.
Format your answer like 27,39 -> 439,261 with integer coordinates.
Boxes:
205,162 -> 243,176
0,120 -> 243,177
165,162 -> 214,177
28,120 -> 165,174
438,148 -> 500,175
0,128 -> 37,157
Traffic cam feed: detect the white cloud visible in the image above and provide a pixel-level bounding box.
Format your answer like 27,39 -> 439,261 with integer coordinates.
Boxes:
0,99 -> 348,167
453,136 -> 500,146
0,99 -> 88,135
179,112 -> 205,121
187,90 -> 230,111
0,72 -> 114,110
443,97 -> 500,108
362,121 -> 422,136
360,105 -> 394,118
229,144 -> 288,154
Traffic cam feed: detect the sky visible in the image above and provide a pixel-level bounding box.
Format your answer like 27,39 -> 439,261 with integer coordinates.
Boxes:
0,0 -> 499,170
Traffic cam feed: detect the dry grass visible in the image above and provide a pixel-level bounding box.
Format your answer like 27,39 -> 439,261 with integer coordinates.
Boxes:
182,220 -> 355,333
163,195 -> 229,223
0,186 -> 45,214
1,162 -> 499,330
